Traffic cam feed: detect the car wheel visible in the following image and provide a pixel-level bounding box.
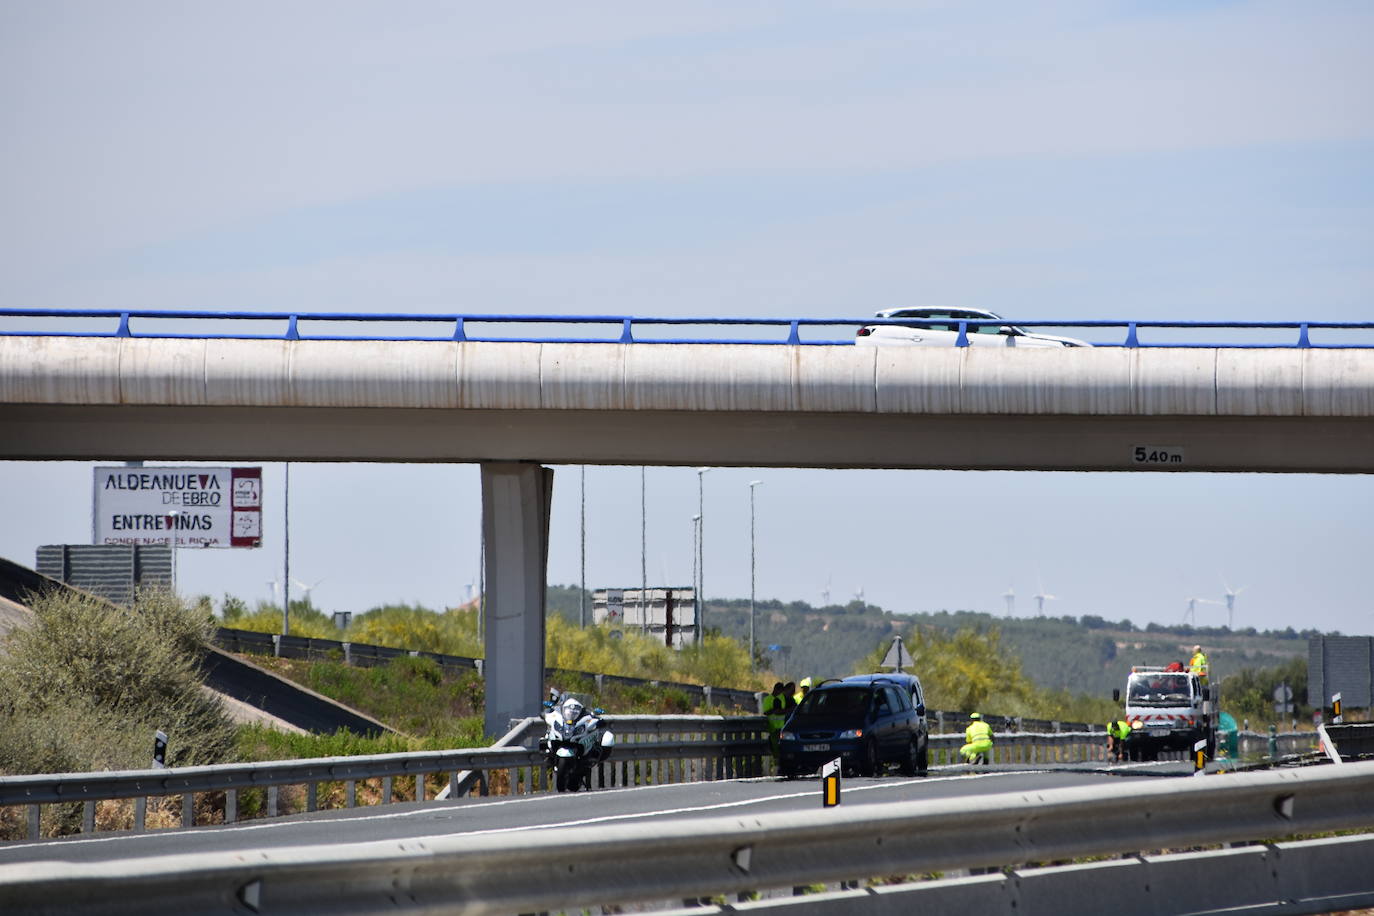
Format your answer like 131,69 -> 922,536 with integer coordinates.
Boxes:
859,739 -> 879,777
898,738 -> 920,777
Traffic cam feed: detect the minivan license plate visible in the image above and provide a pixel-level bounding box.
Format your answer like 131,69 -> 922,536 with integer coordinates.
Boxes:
803,743 -> 830,752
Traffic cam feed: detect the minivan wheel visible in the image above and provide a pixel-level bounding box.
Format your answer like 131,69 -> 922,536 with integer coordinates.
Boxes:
859,738 -> 879,777
898,738 -> 920,777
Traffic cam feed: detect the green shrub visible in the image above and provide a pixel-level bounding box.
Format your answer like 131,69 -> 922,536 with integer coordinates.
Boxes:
0,587 -> 238,838
346,604 -> 482,658
0,587 -> 236,773
221,598 -> 338,639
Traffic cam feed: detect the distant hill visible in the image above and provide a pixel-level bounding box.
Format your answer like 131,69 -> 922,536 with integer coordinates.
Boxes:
547,585 -> 1316,698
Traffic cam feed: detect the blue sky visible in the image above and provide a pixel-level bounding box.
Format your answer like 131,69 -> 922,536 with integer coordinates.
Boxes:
2,2 -> 1372,638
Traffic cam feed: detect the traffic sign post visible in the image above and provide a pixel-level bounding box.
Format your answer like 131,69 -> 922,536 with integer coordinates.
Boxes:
822,757 -> 841,807
1272,683 -> 1293,716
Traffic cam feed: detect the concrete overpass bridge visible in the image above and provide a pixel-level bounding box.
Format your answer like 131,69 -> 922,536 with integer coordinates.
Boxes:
3,310 -> 1372,733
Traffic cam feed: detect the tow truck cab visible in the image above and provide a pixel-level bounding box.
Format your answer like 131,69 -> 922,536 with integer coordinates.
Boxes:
1115,666 -> 1215,759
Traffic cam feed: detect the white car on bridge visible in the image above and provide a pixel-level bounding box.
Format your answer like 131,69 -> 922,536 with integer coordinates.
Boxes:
854,307 -> 1093,348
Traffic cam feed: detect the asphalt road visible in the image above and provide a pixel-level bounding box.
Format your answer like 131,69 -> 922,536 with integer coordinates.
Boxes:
0,760 -> 1193,867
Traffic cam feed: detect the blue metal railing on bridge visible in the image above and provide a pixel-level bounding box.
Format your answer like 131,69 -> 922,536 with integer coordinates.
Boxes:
1,308 -> 1372,348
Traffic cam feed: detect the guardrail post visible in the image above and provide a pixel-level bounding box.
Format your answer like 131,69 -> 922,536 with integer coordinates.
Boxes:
619,319 -> 634,343
343,642 -> 352,666
116,312 -> 131,337
182,792 -> 194,828
956,321 -> 970,347
134,797 -> 146,832
82,800 -> 95,835
1125,322 -> 1139,347
381,777 -> 393,804
226,789 -> 237,824
346,780 -> 356,808
28,804 -> 40,840
268,786 -> 279,817
452,317 -> 467,342
1298,323 -> 1311,348
786,320 -> 801,345
285,314 -> 300,340
306,782 -> 317,812
416,774 -> 427,803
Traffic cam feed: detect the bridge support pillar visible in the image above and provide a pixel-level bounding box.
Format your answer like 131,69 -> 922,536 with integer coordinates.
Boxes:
481,462 -> 553,739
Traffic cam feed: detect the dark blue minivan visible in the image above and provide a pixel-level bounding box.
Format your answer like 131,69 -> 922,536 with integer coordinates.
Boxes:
777,674 -> 929,778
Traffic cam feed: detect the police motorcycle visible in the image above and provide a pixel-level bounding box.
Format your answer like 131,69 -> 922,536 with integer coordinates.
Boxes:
539,689 -> 615,792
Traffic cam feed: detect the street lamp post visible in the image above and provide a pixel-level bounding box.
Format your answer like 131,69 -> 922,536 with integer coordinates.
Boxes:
640,466 -> 647,634
282,462 -> 291,637
691,514 -> 701,643
580,465 -> 586,628
749,480 -> 763,670
695,467 -> 710,643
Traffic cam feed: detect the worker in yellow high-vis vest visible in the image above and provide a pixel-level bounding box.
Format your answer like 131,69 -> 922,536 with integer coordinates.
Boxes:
960,712 -> 994,765
1106,719 -> 1132,762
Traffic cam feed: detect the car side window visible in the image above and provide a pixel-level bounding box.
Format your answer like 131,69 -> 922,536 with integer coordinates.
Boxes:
951,310 -> 999,334
874,690 -> 890,713
886,687 -> 909,712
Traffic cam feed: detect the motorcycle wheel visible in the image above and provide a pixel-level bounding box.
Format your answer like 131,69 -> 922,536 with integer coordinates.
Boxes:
555,758 -> 574,792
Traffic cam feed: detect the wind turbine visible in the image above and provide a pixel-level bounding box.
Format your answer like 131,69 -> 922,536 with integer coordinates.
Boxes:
820,575 -> 832,607
1183,596 -> 1220,625
266,578 -> 282,604
1002,586 -> 1015,616
1221,577 -> 1248,630
1032,576 -> 1055,616
291,577 -> 325,608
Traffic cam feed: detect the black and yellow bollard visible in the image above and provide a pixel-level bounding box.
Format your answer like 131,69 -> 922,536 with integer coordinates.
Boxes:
1193,737 -> 1207,776
1332,692 -> 1343,725
822,758 -> 841,807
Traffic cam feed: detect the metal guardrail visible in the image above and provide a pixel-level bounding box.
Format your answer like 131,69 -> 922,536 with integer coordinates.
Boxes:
5,715 -> 1291,844
214,626 -> 765,712
2,307 -> 1373,348
0,715 -> 769,843
656,834 -> 1374,915
3,760 -> 1371,914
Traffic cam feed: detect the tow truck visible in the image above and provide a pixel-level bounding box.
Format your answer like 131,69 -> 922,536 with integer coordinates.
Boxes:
1114,665 -> 1217,762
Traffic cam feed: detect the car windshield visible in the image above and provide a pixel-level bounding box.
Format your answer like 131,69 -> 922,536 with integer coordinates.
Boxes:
796,687 -> 871,718
1127,674 -> 1193,707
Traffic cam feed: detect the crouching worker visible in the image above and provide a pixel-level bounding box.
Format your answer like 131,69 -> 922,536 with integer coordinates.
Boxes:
1106,718 -> 1132,762
960,712 -> 994,765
